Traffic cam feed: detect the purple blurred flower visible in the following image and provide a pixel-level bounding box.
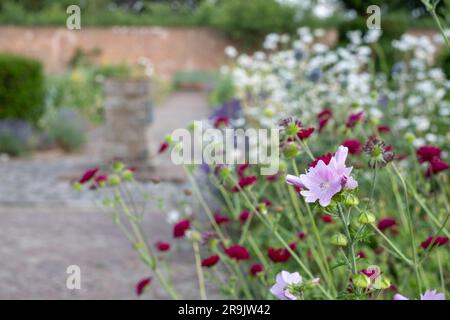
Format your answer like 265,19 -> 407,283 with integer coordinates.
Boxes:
394,289 -> 445,300
209,99 -> 242,121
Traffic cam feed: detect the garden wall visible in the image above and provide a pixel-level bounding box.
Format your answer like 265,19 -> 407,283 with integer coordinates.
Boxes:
0,26 -> 234,77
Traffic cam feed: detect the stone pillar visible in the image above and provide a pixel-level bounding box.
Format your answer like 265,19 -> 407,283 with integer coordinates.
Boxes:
103,78 -> 153,166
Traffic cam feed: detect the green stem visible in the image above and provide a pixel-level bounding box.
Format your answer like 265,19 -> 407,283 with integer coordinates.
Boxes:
371,225 -> 413,266
391,163 -> 423,294
183,165 -> 227,243
193,241 -> 207,300
338,204 -> 357,275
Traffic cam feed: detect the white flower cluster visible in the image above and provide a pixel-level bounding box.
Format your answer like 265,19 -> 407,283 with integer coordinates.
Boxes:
222,29 -> 450,146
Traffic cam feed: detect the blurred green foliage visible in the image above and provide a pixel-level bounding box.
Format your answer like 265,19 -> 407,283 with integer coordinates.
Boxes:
208,75 -> 235,106
0,54 -> 45,125
45,64 -> 130,123
437,46 -> 450,79
199,0 -> 297,46
0,134 -> 29,156
43,108 -> 86,152
0,0 -> 442,45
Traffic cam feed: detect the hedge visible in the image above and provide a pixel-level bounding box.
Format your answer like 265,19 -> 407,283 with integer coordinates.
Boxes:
0,54 -> 45,124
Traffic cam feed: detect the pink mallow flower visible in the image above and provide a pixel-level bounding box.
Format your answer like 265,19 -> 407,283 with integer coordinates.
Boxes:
270,271 -> 320,300
286,146 -> 357,207
270,271 -> 303,300
394,289 -> 445,300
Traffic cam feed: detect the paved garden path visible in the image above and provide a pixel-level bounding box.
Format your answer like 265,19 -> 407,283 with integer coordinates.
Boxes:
0,91 -> 218,299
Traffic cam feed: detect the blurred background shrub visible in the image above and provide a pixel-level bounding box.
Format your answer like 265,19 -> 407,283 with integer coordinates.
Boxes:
0,54 -> 45,125
437,47 -> 450,79
2,0 -> 446,44
0,119 -> 33,156
40,107 -> 86,152
198,0 -> 297,46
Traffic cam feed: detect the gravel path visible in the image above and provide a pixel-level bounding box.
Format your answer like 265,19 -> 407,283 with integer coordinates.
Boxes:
0,91 -> 218,299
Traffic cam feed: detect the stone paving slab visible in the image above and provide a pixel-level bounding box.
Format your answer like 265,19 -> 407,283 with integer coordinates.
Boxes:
0,207 -> 217,299
0,91 -> 219,299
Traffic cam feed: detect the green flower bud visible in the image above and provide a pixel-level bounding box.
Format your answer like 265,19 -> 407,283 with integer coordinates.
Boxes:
371,145 -> 382,157
164,134 -> 173,144
344,193 -> 359,206
186,230 -> 202,242
219,166 -> 231,178
263,107 -> 275,117
358,211 -> 376,224
283,143 -> 299,159
353,274 -> 370,288
173,142 -> 183,153
404,132 -> 415,145
369,117 -> 380,126
108,174 -> 121,186
350,101 -> 360,109
122,169 -> 134,181
113,161 -> 125,173
209,238 -> 219,251
73,181 -> 83,192
258,202 -> 268,215
370,91 -> 378,100
279,160 -> 287,173
330,233 -> 348,247
374,275 -> 391,290
285,123 -> 299,136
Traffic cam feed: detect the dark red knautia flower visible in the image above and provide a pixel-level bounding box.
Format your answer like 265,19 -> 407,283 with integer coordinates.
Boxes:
377,125 -> 390,134
297,127 -> 315,140
317,108 -> 333,120
94,174 -> 108,185
266,173 -> 279,182
158,142 -> 169,154
298,231 -> 306,240
377,217 -> 397,232
426,158 -> 450,177
260,198 -> 272,207
415,145 -> 449,177
225,245 -> 250,261
308,153 -> 333,168
320,215 -> 334,224
201,255 -> 220,267
155,241 -> 171,252
173,219 -> 190,238
416,145 -> 441,163
237,164 -> 250,178
356,251 -> 366,259
342,139 -> 362,155
318,117 -> 330,132
420,236 -> 449,249
250,263 -> 264,276
214,116 -> 230,128
267,243 -> 296,263
79,168 -> 98,184
214,213 -> 230,225
317,109 -> 333,132
239,210 -> 251,223
346,111 -> 364,128
136,277 -> 152,296
361,268 -> 379,278
233,176 -> 257,192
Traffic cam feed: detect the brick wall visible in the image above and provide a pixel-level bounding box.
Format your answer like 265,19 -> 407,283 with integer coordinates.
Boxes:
0,26 -> 233,77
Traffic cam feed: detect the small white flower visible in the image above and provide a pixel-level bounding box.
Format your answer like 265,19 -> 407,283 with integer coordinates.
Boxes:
225,46 -> 238,58
167,210 -> 180,224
